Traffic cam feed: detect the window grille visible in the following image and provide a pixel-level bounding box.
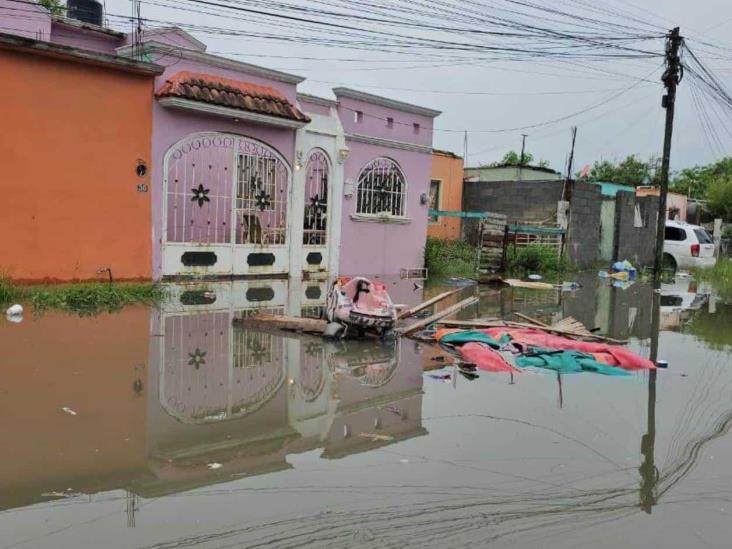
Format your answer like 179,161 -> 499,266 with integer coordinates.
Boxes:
356,158 -> 407,217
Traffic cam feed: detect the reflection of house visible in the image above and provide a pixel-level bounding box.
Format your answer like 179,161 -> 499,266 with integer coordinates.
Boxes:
0,4 -> 441,280
141,278 -> 425,496
428,150 -> 464,240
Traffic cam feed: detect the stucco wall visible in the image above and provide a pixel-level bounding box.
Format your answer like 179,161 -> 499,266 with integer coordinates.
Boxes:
339,143 -> 432,275
428,152 -> 464,240
1,49 -> 155,281
0,0 -> 50,40
464,166 -> 562,182
50,22 -> 122,53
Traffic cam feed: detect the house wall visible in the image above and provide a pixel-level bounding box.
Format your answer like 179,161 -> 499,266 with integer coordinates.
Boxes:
464,166 -> 562,182
565,182 -> 602,267
0,0 -> 50,39
336,96 -> 435,276
428,152 -> 464,240
50,22 -> 122,53
614,191 -> 660,267
636,187 -> 688,221
149,57 -> 299,279
0,48 -> 155,281
339,143 -> 432,275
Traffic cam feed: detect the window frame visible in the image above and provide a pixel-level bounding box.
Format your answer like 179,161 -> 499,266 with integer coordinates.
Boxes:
355,157 -> 408,219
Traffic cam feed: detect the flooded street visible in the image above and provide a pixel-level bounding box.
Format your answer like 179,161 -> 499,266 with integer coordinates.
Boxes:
2,276 -> 732,548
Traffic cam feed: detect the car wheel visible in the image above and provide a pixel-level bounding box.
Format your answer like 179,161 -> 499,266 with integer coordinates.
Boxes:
662,253 -> 677,272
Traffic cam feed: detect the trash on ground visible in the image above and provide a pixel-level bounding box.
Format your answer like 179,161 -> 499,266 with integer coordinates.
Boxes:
427,373 -> 453,381
528,274 -> 543,281
207,462 -> 223,470
61,407 -> 78,416
656,360 -> 669,369
359,432 -> 395,442
562,281 -> 580,291
500,278 -> 556,290
6,304 -> 23,316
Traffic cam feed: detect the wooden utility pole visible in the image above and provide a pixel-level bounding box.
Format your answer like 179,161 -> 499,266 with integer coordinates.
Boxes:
519,133 -> 528,180
653,27 -> 684,287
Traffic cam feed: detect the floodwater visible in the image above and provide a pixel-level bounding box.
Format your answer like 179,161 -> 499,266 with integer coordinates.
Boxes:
1,274 -> 732,548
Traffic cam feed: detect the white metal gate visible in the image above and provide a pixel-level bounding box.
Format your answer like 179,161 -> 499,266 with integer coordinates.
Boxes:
162,133 -> 292,277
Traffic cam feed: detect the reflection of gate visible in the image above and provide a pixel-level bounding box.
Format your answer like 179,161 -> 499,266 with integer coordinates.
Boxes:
302,149 -> 331,273
162,133 -> 291,277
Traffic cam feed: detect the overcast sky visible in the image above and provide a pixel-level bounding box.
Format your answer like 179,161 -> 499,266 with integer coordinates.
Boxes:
107,0 -> 732,172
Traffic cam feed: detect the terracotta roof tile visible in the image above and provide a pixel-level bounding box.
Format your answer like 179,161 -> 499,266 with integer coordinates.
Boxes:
155,71 -> 310,123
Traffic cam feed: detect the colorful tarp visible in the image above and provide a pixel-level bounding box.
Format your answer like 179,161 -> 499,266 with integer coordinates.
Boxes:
436,327 -> 655,376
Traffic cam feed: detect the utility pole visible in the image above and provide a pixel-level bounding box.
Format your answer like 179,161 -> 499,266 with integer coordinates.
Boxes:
519,134 -> 528,181
653,27 -> 684,287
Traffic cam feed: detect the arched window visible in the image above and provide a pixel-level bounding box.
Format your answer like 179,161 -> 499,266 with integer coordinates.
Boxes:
356,158 -> 406,217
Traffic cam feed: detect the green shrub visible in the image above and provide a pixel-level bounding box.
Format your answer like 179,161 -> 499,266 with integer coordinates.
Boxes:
424,237 -> 478,278
506,244 -> 566,274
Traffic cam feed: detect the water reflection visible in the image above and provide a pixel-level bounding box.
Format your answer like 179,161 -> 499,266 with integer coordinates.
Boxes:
1,275 -> 732,548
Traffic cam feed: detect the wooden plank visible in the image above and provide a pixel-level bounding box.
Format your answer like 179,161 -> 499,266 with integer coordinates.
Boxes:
397,288 -> 462,320
400,296 -> 479,336
513,312 -> 550,327
436,319 -> 626,343
234,314 -> 327,334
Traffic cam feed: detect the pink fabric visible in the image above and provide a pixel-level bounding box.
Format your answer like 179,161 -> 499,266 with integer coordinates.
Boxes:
459,342 -> 519,373
484,328 -> 655,370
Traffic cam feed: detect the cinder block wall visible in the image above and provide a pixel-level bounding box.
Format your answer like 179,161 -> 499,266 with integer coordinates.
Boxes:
566,183 -> 602,267
462,180 -> 564,243
614,192 -> 660,267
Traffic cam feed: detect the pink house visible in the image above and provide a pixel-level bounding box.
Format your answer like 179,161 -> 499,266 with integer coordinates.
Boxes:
0,3 -> 441,279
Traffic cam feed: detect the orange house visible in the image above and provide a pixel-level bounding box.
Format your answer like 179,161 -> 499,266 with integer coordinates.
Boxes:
428,150 -> 464,240
0,33 -> 162,282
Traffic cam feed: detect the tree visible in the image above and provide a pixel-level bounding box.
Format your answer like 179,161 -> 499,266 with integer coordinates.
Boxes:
39,0 -> 64,15
670,157 -> 732,199
581,155 -> 659,186
705,177 -> 732,221
483,150 -> 551,169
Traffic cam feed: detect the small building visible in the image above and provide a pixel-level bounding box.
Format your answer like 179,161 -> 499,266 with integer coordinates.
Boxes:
428,150 -> 464,240
0,24 -> 162,281
636,186 -> 688,221
464,164 -> 562,183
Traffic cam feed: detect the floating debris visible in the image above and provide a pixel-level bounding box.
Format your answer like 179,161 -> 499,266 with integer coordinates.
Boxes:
207,462 -> 223,470
359,433 -> 395,442
61,407 -> 77,416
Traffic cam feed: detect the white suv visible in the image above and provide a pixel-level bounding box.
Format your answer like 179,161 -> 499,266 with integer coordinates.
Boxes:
663,220 -> 717,270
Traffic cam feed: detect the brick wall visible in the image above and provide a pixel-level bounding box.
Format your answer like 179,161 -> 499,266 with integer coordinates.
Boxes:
614,192 -> 660,267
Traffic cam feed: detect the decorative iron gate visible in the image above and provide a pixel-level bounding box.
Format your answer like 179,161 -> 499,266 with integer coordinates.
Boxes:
303,149 -> 329,246
163,133 -> 291,276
